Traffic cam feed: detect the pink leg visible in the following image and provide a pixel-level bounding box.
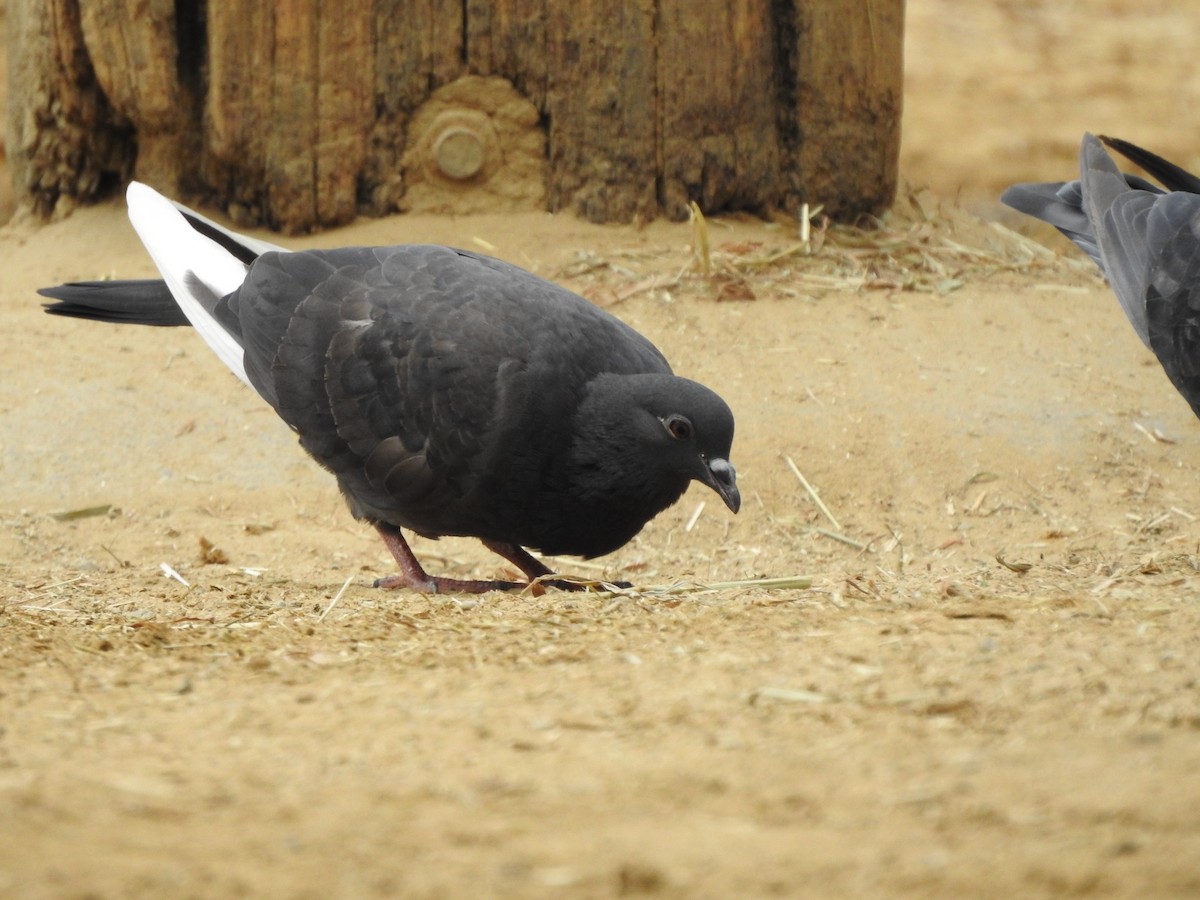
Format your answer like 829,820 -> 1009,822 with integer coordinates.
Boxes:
481,539 -> 632,591
480,540 -> 554,579
372,525 -> 630,594
373,525 -> 524,594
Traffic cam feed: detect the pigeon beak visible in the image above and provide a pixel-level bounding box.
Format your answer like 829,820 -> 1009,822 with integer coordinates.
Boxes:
703,457 -> 741,514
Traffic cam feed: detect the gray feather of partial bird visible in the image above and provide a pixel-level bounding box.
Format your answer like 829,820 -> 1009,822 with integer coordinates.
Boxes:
1003,133 -> 1200,418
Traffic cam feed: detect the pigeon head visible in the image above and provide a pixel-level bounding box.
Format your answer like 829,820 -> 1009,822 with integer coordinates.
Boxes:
571,372 -> 740,519
649,383 -> 741,515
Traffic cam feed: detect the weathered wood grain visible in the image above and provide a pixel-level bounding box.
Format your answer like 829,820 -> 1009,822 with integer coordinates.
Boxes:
7,0 -> 904,230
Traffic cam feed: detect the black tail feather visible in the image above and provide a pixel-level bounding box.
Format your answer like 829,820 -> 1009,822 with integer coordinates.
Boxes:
1098,135 -> 1200,194
39,279 -> 190,327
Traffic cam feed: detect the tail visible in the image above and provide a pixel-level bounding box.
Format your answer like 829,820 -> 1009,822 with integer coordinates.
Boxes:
1000,178 -> 1106,269
40,279 -> 190,326
41,183 -> 287,389
1000,145 -> 1164,274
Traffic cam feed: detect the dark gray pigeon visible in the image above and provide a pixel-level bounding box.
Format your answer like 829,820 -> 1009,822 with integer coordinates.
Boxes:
40,183 -> 740,593
1002,133 -> 1200,418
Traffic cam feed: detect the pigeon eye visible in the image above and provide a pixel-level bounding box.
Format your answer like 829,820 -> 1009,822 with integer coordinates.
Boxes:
664,415 -> 693,441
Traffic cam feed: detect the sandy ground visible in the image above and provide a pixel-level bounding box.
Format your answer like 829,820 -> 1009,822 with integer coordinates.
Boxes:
4,2 -> 1200,897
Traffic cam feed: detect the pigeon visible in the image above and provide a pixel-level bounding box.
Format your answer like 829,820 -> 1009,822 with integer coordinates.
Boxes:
40,183 -> 740,593
1002,133 -> 1200,418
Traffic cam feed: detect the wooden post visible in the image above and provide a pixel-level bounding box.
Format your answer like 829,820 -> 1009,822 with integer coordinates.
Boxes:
793,0 -> 904,218
7,0 -> 136,218
6,0 -> 904,232
656,0 -> 784,220
202,0 -> 374,230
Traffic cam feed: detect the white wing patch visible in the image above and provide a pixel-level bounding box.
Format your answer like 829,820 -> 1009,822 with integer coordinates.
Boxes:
125,182 -> 254,387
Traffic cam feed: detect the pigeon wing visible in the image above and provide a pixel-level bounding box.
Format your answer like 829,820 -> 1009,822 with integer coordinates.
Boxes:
220,247 -> 458,520
1143,191 -> 1200,417
224,244 -> 671,538
1079,133 -> 1161,346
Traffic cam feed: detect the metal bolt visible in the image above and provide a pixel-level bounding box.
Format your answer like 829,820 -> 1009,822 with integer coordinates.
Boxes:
432,126 -> 486,180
